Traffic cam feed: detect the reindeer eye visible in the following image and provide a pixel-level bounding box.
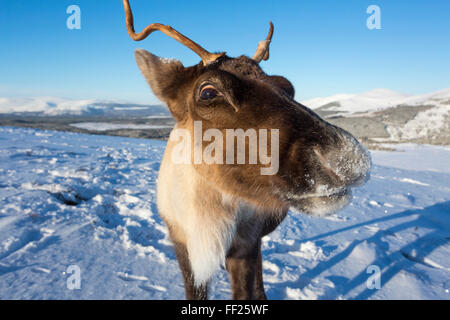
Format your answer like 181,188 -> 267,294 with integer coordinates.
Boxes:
200,85 -> 219,100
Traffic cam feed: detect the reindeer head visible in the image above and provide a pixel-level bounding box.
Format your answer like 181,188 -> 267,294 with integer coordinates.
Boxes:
123,0 -> 371,216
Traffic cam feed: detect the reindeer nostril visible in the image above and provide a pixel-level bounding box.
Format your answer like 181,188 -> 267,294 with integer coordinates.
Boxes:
313,147 -> 345,185
313,139 -> 371,187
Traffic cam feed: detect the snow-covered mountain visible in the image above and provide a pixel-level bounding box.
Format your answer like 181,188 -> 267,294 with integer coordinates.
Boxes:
2,87 -> 448,117
301,88 -> 450,145
0,96 -> 169,117
1,88 -> 449,146
302,87 -> 450,114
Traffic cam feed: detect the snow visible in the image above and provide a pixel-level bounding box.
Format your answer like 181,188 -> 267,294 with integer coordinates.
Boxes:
371,144 -> 450,173
0,97 -> 157,116
3,87 -> 448,118
0,97 -> 108,115
144,115 -> 173,119
70,122 -> 172,132
387,104 -> 449,141
0,126 -> 449,299
302,87 -> 450,114
302,89 -> 411,113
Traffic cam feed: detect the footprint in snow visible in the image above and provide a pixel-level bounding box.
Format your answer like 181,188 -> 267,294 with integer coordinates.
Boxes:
0,229 -> 43,260
116,271 -> 148,282
31,267 -> 51,274
138,283 -> 167,292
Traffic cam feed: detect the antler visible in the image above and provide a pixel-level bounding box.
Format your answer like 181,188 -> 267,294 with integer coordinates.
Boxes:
123,0 -> 225,65
252,22 -> 274,63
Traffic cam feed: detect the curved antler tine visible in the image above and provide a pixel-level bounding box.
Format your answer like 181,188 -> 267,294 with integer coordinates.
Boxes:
252,21 -> 274,63
123,0 -> 225,65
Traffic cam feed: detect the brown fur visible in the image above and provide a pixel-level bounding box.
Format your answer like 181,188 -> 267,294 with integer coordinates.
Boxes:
133,50 -> 370,300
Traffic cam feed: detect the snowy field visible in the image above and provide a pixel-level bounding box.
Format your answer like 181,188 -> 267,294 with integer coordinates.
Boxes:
0,126 -> 449,300
69,122 -> 172,132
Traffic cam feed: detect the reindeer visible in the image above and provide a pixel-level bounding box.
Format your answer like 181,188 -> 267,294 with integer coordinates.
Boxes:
122,0 -> 371,300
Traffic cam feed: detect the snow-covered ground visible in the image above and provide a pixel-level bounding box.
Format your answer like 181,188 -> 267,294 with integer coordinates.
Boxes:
0,127 -> 449,300
70,122 -> 172,132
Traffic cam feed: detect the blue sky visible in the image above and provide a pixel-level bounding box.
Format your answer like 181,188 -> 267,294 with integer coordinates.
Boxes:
0,0 -> 449,104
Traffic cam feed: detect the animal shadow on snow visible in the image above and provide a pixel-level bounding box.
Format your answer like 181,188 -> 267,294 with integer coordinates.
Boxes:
267,201 -> 450,299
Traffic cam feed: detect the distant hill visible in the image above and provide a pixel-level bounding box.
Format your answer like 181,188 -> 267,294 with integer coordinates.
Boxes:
302,88 -> 450,146
302,87 -> 450,115
0,88 -> 449,147
0,97 -> 170,117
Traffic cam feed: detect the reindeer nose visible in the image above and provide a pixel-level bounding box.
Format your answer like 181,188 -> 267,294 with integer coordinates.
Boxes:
314,130 -> 371,187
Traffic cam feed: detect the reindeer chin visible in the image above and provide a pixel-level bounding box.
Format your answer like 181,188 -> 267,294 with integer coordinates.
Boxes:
290,188 -> 352,217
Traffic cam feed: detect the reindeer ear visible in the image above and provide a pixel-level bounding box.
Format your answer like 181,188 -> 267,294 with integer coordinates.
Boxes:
135,49 -> 187,120
269,75 -> 295,98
